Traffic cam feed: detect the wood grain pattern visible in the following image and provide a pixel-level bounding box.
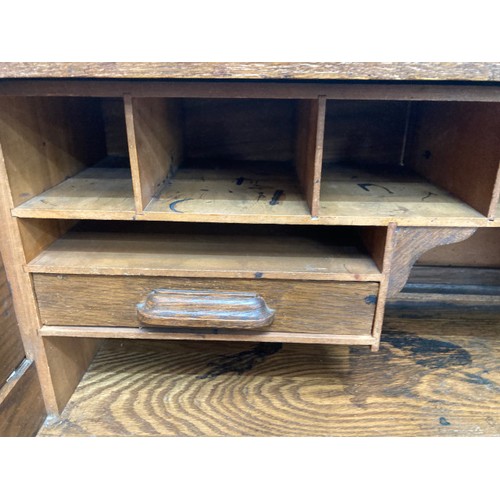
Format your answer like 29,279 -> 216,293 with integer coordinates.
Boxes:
295,98 -> 326,217
387,227 -> 477,297
145,162 -> 312,222
42,337 -> 101,414
0,96 -> 107,207
1,62 -> 498,81
0,360 -> 46,436
0,257 -> 25,387
408,102 -> 500,218
33,275 -> 379,337
37,311 -> 500,437
17,219 -> 75,263
126,97 -> 183,211
417,227 -> 500,268
26,228 -> 381,280
137,289 -> 276,329
39,325 -> 376,345
320,165 -> 487,226
12,165 -> 136,219
403,266 -> 500,295
323,100 -> 409,166
183,99 -> 295,163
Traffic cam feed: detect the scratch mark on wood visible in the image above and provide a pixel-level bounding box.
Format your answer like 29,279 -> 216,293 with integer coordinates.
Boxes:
269,190 -> 284,205
169,198 -> 194,213
197,343 -> 283,380
421,191 -> 437,201
358,183 -> 394,195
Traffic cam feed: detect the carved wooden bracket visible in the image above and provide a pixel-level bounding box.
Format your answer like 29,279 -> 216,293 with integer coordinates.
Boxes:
387,227 -> 477,297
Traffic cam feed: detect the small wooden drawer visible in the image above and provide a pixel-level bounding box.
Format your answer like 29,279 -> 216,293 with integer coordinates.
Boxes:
33,275 -> 379,340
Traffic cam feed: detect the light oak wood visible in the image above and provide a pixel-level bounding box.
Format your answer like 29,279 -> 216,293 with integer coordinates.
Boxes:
408,102 -> 500,218
320,165 -> 487,226
18,219 -> 75,263
0,138 -> 102,415
0,96 -> 107,207
387,227 -> 477,297
125,97 -> 183,212
295,97 -> 326,217
37,310 -> 500,437
417,228 -> 500,268
26,229 -> 381,280
1,62 -> 499,81
42,337 -> 101,414
0,360 -> 46,437
39,326 -> 376,345
145,162 -> 312,221
0,257 -> 25,387
12,165 -> 136,219
33,275 -> 379,338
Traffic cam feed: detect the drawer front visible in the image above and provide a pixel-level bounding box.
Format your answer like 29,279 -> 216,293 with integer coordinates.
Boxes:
33,275 -> 379,336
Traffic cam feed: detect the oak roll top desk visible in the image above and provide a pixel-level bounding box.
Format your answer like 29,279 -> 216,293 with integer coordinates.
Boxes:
0,63 -> 498,416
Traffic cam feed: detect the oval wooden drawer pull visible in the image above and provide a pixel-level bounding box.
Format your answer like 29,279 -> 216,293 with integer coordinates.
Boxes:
137,289 -> 275,329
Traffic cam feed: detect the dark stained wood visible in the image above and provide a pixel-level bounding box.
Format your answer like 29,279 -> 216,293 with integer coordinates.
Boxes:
323,100 -> 409,166
101,98 -> 129,157
1,62 -> 499,81
295,97 -> 326,216
0,360 -> 46,436
36,308 -> 500,437
0,257 -> 25,387
137,289 -> 276,329
33,274 -> 379,338
417,227 -> 500,268
406,266 -> 500,292
1,80 -> 499,103
387,227 -> 477,297
183,99 -> 295,163
408,102 -> 500,218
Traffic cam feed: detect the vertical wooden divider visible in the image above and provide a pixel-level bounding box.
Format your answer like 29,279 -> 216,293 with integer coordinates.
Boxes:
0,123 -> 100,416
295,96 -> 326,217
360,224 -> 396,351
125,95 -> 183,213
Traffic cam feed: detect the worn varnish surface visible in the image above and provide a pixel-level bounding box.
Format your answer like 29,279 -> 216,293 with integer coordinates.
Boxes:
1,62 -> 499,81
320,165 -> 486,226
12,164 -> 136,219
0,258 -> 25,386
0,361 -> 46,437
33,274 -> 379,336
37,310 -> 500,437
146,163 -> 311,221
27,229 -> 381,280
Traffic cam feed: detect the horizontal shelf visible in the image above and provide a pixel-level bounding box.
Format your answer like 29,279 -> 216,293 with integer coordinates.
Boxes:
145,162 -> 312,222
26,225 -> 382,281
12,158 -> 136,220
319,165 -> 487,226
38,325 -> 377,345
